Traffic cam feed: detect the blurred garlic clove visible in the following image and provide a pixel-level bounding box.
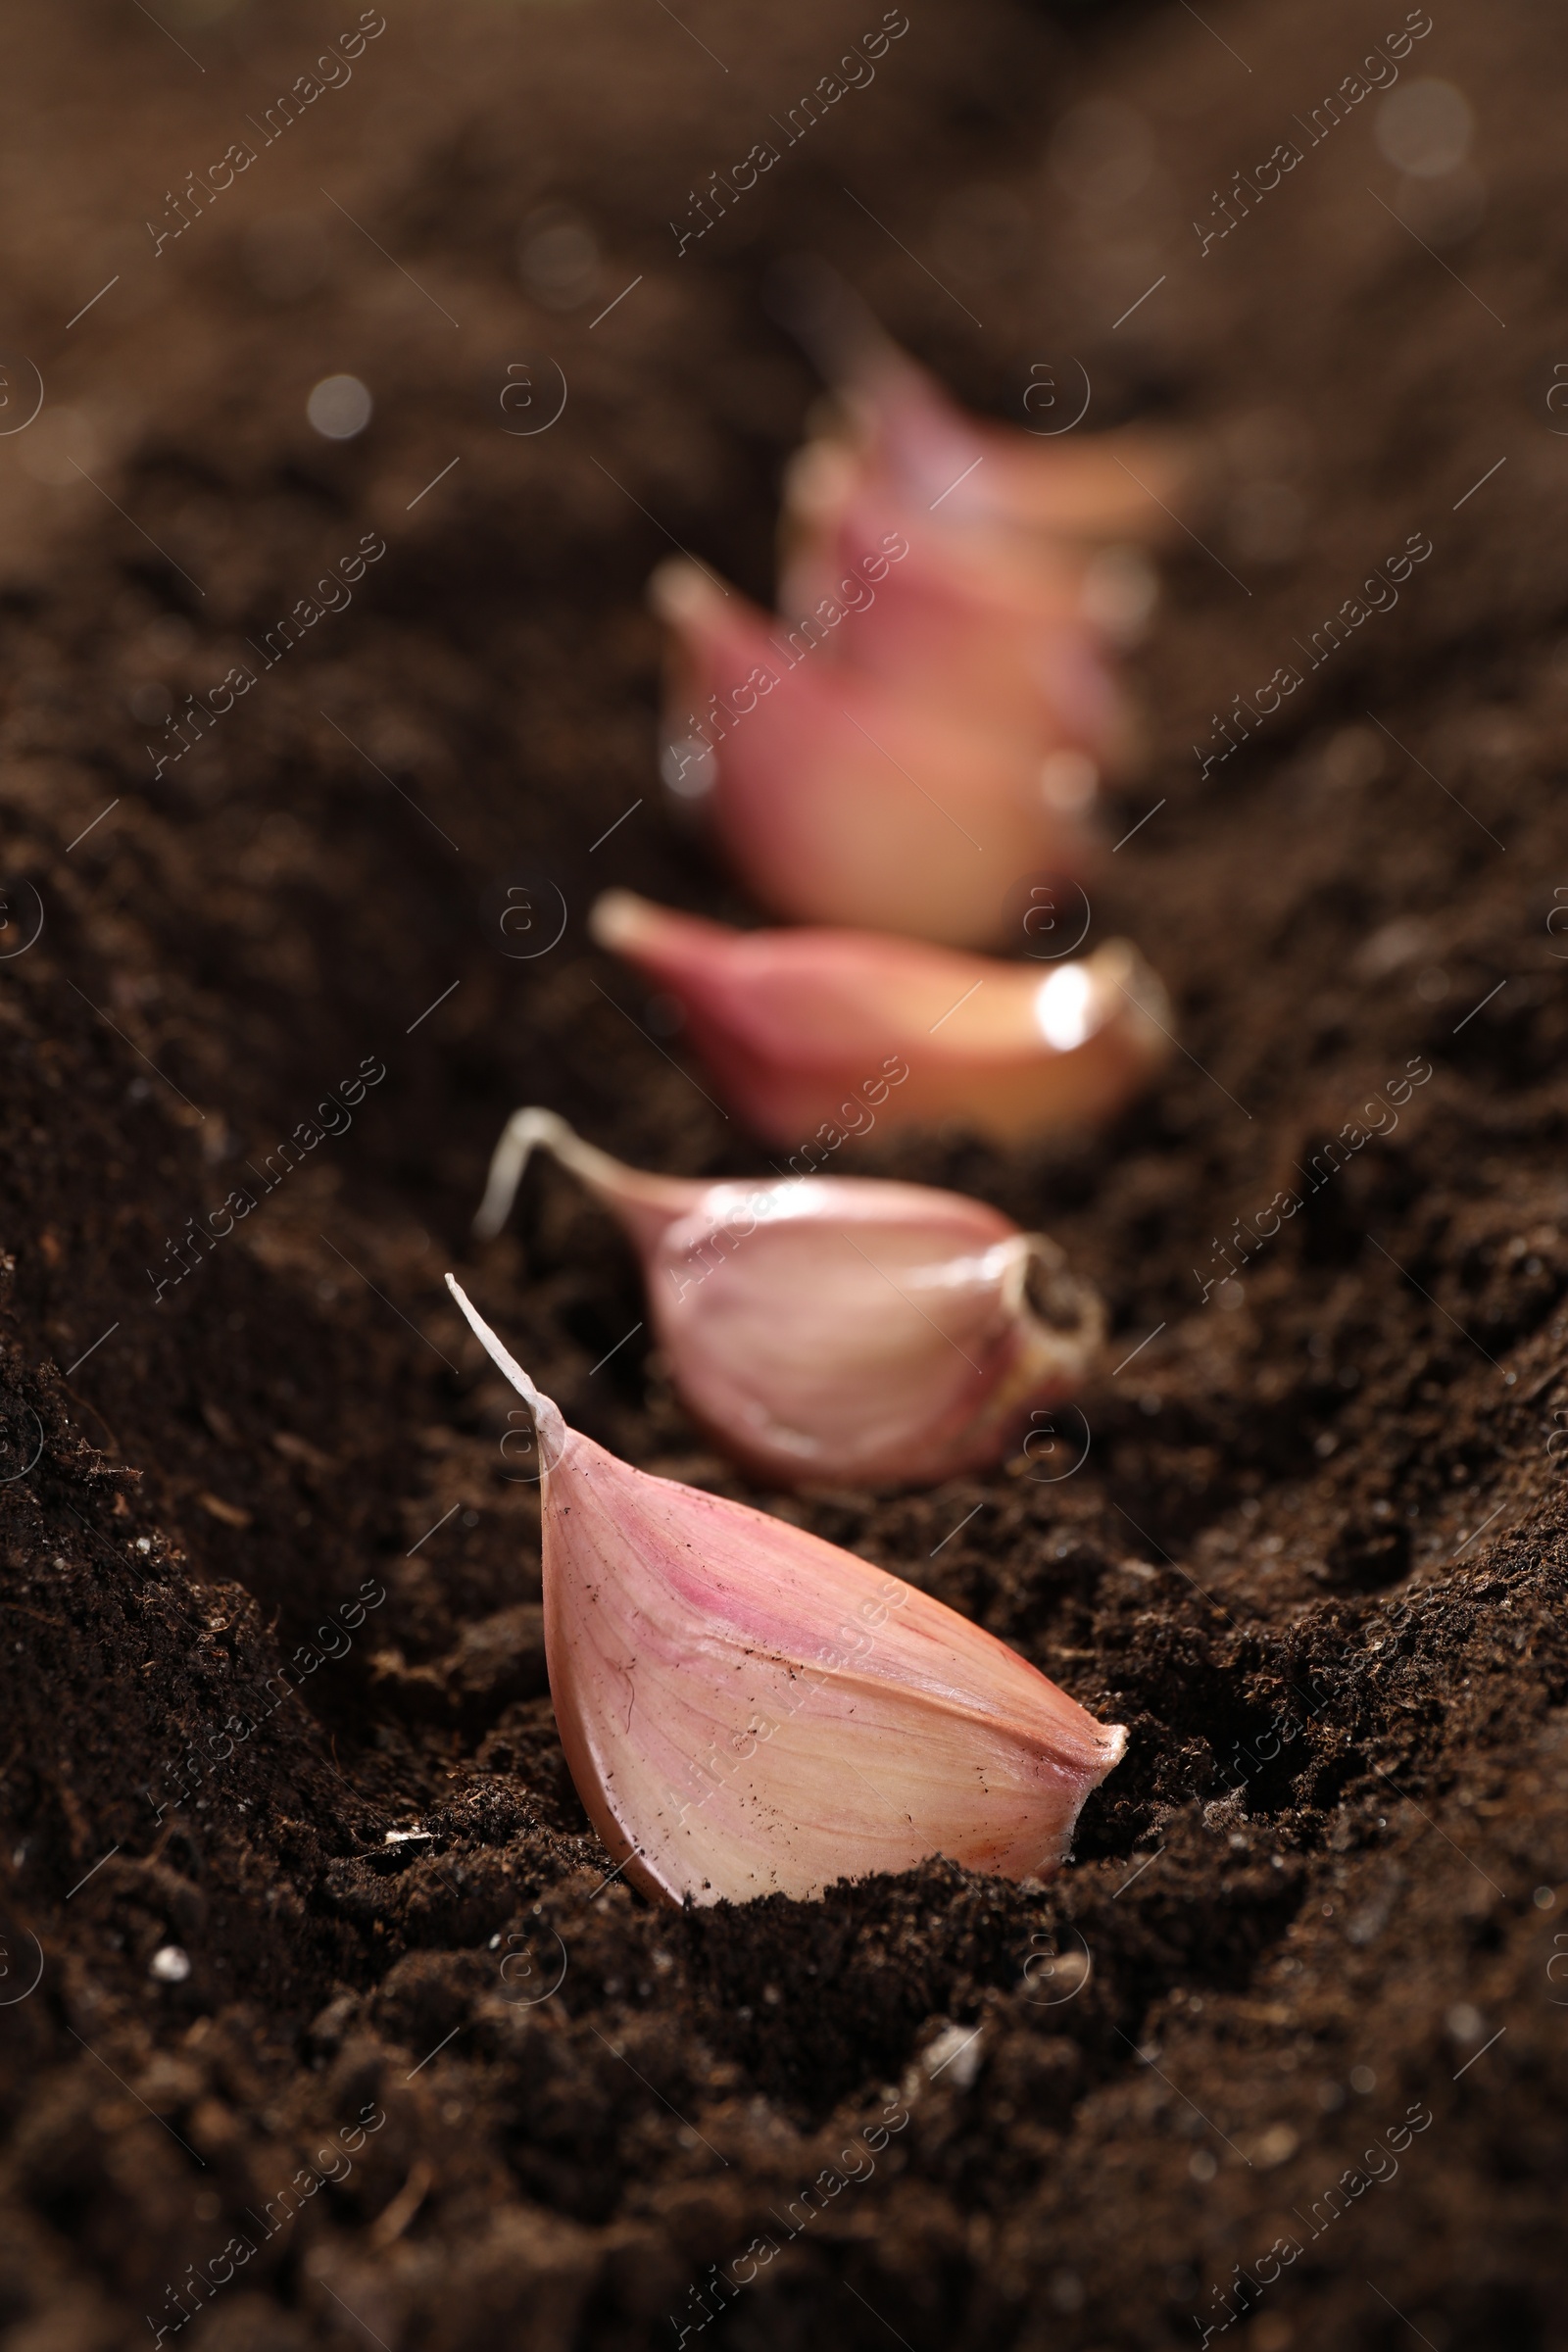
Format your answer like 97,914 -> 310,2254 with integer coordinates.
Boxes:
589,890 -> 1172,1148
780,436 -> 1088,626
445,1274 -> 1127,1904
653,561 -> 1100,950
771,261 -> 1192,544
774,446 -> 1132,765
825,339 -> 1194,545
474,1108 -> 1105,1488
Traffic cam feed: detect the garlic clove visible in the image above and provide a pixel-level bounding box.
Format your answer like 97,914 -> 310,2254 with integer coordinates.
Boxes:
823,339 -> 1194,546
474,1110 -> 1105,1487
773,450 -> 1132,767
589,890 -> 1172,1148
445,1274 -> 1127,1904
771,263 -> 1192,545
780,435 -> 1089,627
653,561 -> 1100,950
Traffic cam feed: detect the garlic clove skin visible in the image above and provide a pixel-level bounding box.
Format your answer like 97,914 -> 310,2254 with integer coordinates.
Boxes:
590,890 -> 1172,1149
653,562 -> 1100,950
474,1111 -> 1105,1488
445,1275 -> 1127,1906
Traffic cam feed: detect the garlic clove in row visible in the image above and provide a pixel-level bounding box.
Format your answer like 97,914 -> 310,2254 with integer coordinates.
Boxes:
473,1103 -> 701,1250
473,1108 -> 1105,1488
653,561 -> 1099,950
822,337 -> 1194,546
773,447 -> 1132,767
770,262 -> 1191,546
589,890 -> 1172,1148
779,435 -> 1090,630
445,1275 -> 1128,1905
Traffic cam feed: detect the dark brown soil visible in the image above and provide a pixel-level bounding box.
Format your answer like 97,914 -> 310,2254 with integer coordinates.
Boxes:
3,1 -> 1567,2346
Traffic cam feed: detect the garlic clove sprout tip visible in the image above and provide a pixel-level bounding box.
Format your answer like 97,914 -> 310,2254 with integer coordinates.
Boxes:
647,557 -> 712,625
444,1272 -> 568,1463
588,887 -> 652,955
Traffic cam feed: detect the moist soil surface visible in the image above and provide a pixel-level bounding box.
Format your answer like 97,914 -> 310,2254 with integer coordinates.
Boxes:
2,1 -> 1567,2347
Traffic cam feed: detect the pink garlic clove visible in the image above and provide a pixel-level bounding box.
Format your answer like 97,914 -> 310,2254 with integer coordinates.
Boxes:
588,890 -> 1172,1148
445,1275 -> 1128,1906
473,1109 -> 1104,1488
771,263 -> 1192,545
825,338 -> 1195,546
772,448 -> 1132,768
653,562 -> 1099,950
780,436 -> 1086,607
